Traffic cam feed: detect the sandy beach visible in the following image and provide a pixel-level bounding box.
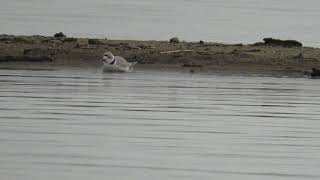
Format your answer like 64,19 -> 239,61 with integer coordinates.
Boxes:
1,34 -> 320,74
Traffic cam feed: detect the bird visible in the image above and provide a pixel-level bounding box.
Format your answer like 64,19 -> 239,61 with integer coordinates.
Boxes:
102,52 -> 137,72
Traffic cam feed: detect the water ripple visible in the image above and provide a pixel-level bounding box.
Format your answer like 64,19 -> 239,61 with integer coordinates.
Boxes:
0,68 -> 320,180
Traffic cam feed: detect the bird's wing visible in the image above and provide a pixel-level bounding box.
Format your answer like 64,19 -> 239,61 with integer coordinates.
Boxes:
115,56 -> 132,67
115,56 -> 127,63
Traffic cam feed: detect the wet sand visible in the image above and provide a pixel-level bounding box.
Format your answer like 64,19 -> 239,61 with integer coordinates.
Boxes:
1,35 -> 320,74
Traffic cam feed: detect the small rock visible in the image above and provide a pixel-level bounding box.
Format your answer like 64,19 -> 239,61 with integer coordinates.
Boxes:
310,68 -> 320,77
54,32 -> 66,38
170,37 -> 180,43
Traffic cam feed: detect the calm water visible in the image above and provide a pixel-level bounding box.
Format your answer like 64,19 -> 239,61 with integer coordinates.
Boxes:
1,0 -> 320,46
0,66 -> 320,180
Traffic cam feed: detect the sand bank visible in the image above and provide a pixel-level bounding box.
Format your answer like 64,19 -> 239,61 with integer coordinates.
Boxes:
0,34 -> 319,74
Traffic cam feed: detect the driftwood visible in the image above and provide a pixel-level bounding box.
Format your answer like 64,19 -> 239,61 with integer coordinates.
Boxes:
195,44 -> 219,48
160,50 -> 194,54
196,43 -> 242,48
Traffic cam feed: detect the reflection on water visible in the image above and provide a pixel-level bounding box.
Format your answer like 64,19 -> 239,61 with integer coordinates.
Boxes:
0,67 -> 320,180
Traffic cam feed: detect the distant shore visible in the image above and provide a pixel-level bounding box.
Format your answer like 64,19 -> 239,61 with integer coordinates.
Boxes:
1,34 -> 320,74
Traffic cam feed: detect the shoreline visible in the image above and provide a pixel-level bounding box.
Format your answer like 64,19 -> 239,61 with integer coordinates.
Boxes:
1,34 -> 320,75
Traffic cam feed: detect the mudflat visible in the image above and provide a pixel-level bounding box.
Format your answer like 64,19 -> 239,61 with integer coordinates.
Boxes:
1,34 -> 320,74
